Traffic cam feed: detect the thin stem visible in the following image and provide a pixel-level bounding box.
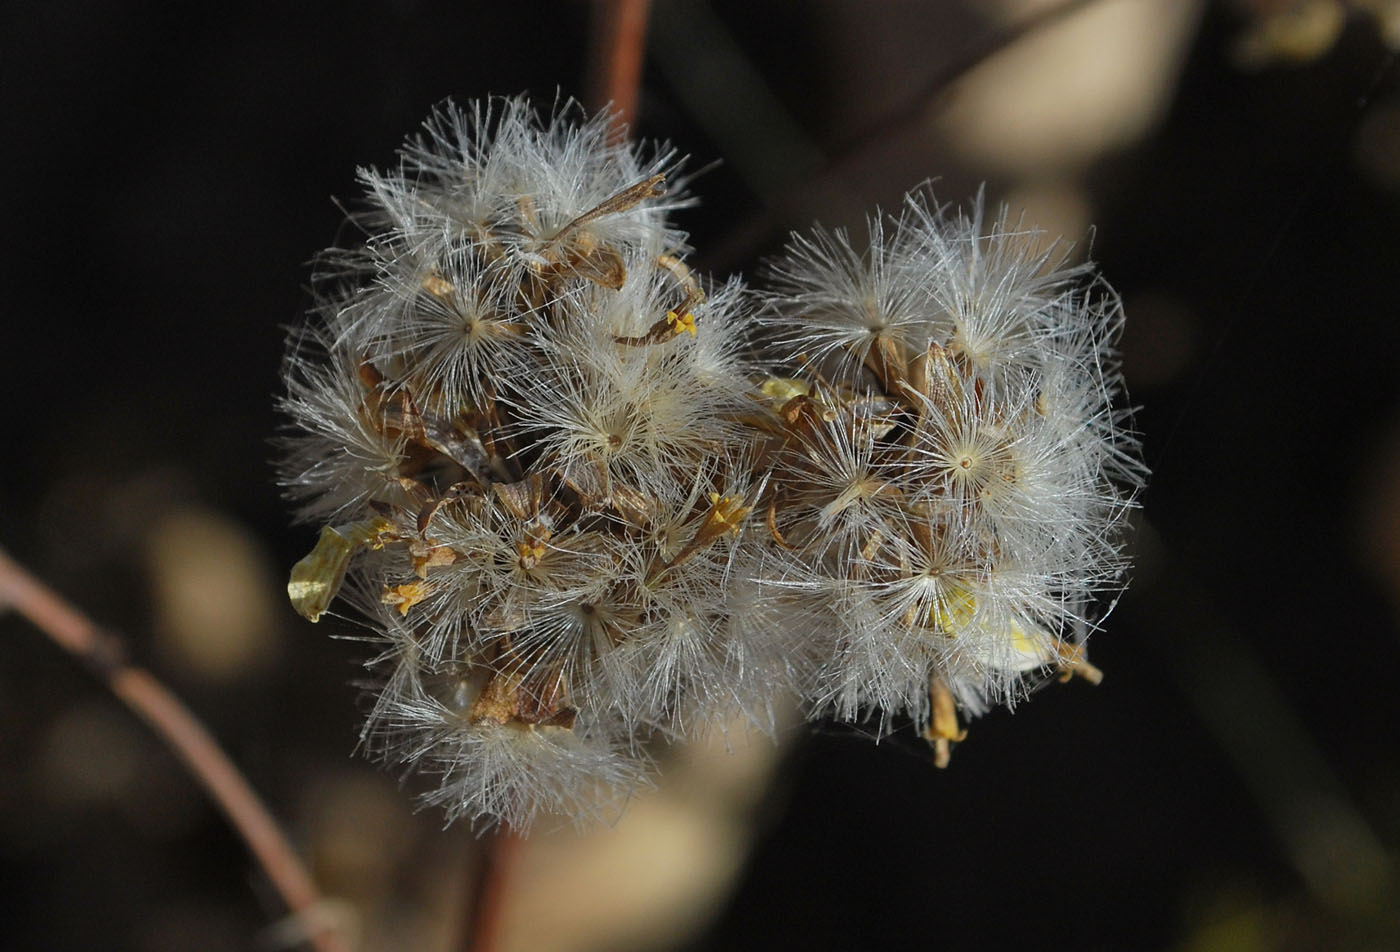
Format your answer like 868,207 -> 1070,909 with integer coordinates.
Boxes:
0,545 -> 348,952
586,0 -> 652,128
460,826 -> 523,952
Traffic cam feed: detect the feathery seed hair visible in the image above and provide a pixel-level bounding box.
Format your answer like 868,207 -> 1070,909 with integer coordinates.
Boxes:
280,98 -> 1142,830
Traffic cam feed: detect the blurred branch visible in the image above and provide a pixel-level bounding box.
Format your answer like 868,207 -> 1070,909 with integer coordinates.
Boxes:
586,0 -> 652,128
702,0 -> 1100,272
460,827 -> 523,952
0,546 -> 349,952
823,0 -> 1099,165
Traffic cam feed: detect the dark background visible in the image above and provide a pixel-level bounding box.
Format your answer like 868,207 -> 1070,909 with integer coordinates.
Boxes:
2,2 -> 1398,950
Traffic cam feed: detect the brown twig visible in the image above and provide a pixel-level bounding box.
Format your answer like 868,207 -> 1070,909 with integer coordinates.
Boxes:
460,826 -> 523,952
0,545 -> 348,952
585,0 -> 652,129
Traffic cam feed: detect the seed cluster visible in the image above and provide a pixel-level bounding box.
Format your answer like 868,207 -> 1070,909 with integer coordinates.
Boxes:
280,97 -> 1142,830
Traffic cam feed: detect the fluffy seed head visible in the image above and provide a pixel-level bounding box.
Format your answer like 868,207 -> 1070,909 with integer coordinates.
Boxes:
280,100 -> 1144,829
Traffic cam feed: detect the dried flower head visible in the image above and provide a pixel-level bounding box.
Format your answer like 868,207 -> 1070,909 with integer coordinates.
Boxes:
280,98 -> 781,830
754,188 -> 1143,759
280,98 -> 1144,829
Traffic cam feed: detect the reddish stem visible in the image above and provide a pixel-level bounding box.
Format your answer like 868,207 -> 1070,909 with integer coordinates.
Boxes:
586,0 -> 653,129
0,546 -> 348,952
461,826 -> 523,952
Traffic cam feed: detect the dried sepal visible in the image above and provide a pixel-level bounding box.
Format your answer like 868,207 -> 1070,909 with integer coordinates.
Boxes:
288,517 -> 397,621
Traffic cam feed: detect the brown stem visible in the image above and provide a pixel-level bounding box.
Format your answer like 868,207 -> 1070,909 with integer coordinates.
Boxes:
461,826 -> 523,952
586,0 -> 653,128
0,546 -> 348,952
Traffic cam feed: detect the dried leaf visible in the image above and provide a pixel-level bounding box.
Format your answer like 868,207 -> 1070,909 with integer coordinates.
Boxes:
287,518 -> 396,622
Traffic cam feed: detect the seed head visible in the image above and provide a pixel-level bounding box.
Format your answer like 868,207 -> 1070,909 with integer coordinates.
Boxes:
280,100 -> 1144,830
755,186 -> 1142,737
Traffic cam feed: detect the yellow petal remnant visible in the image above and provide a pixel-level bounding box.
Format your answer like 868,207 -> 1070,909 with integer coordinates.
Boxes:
382,580 -> 433,616
516,524 -> 552,570
930,585 -> 978,634
649,493 -> 753,584
759,376 -> 812,409
704,493 -> 752,537
410,539 -> 458,578
613,308 -> 698,346
421,271 -> 456,300
1004,616 -> 1057,670
928,588 -> 1099,682
923,677 -> 968,768
287,517 -> 395,622
666,310 -> 697,337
